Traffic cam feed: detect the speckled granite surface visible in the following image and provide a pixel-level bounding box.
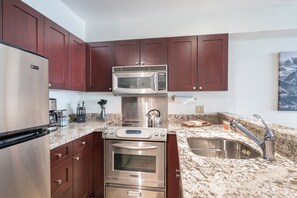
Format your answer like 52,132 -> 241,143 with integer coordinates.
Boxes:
168,113 -> 219,124
50,122 -> 105,149
173,124 -> 297,198
69,113 -> 122,123
50,112 -> 297,198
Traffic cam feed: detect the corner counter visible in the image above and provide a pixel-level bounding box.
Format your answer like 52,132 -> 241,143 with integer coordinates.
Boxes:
171,123 -> 297,197
50,122 -> 107,150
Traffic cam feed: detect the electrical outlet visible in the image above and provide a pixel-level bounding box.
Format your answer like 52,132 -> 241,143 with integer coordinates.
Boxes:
196,105 -> 204,113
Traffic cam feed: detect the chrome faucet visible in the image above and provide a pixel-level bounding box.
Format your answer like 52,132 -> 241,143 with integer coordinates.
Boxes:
230,114 -> 275,161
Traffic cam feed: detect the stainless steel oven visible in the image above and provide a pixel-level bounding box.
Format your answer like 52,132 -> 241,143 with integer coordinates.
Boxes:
103,125 -> 167,198
105,140 -> 165,188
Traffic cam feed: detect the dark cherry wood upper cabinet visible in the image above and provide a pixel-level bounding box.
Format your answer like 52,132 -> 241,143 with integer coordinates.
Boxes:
69,34 -> 86,91
140,38 -> 168,65
86,42 -> 114,91
0,0 -> 3,40
114,40 -> 139,66
44,18 -> 69,90
168,36 -> 197,91
167,134 -> 181,198
2,0 -> 44,54
198,34 -> 228,91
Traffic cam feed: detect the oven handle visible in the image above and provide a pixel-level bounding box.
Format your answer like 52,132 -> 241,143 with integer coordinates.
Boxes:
112,143 -> 157,150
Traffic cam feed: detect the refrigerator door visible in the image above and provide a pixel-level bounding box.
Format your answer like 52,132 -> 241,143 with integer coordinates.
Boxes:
0,43 -> 49,134
0,133 -> 50,197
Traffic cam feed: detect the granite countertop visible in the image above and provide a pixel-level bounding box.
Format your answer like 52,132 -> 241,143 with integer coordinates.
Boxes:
173,124 -> 297,198
49,114 -> 297,197
50,121 -> 108,149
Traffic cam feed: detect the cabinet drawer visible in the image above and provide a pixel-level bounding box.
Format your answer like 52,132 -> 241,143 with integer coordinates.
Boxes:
51,158 -> 73,197
73,134 -> 91,154
51,142 -> 73,168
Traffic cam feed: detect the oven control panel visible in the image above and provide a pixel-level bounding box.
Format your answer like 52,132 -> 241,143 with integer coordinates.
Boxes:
102,127 -> 167,141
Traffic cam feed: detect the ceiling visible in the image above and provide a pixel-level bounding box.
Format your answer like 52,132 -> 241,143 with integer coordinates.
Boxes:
60,0 -> 297,22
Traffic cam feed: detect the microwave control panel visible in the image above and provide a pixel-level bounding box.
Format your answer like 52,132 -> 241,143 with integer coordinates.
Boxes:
157,72 -> 167,90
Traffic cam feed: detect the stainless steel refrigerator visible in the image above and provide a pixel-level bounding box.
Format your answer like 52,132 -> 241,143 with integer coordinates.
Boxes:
0,42 -> 50,197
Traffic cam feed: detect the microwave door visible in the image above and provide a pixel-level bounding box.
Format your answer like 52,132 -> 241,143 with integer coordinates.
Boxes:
113,72 -> 156,94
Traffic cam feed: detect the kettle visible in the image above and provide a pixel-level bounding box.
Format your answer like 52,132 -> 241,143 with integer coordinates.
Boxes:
146,109 -> 162,128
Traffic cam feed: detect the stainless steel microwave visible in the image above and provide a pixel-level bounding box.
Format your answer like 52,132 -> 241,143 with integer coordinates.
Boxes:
112,65 -> 167,95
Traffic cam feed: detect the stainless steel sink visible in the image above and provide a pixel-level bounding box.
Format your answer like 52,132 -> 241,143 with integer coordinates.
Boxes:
187,137 -> 261,159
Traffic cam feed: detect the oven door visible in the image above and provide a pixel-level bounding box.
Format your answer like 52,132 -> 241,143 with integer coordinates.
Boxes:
112,72 -> 157,95
105,140 -> 165,188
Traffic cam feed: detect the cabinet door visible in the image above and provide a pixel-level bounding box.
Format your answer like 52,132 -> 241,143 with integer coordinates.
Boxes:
51,158 -> 73,198
114,40 -> 140,66
140,38 -> 167,65
0,0 -> 2,40
168,36 -> 197,91
198,34 -> 228,91
73,147 -> 91,198
86,42 -> 114,91
91,132 -> 104,198
2,0 -> 44,54
69,34 -> 86,91
167,134 -> 181,198
44,18 -> 69,90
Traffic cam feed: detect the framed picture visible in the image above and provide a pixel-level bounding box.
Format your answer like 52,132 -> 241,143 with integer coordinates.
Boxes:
278,52 -> 297,111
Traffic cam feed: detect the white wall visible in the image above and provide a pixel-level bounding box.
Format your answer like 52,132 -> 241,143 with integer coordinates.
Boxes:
49,91 -> 121,115
228,30 -> 297,128
86,4 -> 297,42
22,0 -> 85,40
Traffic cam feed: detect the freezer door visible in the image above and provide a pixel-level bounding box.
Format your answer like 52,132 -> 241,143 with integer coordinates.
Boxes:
0,134 -> 50,197
0,43 -> 49,133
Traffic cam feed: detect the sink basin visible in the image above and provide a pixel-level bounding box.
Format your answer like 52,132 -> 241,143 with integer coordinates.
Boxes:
187,137 -> 261,159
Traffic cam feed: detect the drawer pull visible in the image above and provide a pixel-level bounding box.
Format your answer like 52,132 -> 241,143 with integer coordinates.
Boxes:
55,153 -> 62,158
74,157 -> 80,161
127,190 -> 142,197
176,169 -> 181,178
55,179 -> 62,185
81,141 -> 86,145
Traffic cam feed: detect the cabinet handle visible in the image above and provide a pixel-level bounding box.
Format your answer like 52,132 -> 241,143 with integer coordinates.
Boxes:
176,169 -> 181,178
199,86 -> 202,90
109,88 -> 112,91
81,141 -> 86,145
55,179 -> 62,185
193,86 -> 196,90
74,157 -> 80,161
55,153 -> 62,158
135,62 -> 139,65
141,61 -> 144,65
49,83 -> 51,87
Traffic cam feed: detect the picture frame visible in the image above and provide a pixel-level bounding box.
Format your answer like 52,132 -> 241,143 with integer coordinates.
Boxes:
278,51 -> 297,111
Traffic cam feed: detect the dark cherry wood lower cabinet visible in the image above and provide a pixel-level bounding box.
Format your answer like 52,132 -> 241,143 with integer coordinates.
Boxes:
50,134 -> 94,198
91,132 -> 104,198
167,134 -> 181,198
73,147 -> 91,198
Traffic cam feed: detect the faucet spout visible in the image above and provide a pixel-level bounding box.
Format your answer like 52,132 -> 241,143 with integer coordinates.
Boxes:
230,120 -> 263,148
230,116 -> 275,161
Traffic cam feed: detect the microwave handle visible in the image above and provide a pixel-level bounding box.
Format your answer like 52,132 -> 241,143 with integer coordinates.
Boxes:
112,143 -> 157,150
154,72 -> 158,91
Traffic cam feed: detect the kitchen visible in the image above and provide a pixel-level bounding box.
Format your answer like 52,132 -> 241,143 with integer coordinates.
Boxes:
0,0 -> 297,197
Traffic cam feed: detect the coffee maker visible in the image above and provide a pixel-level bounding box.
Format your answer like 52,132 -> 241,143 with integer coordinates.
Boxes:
55,109 -> 68,127
48,98 -> 58,131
